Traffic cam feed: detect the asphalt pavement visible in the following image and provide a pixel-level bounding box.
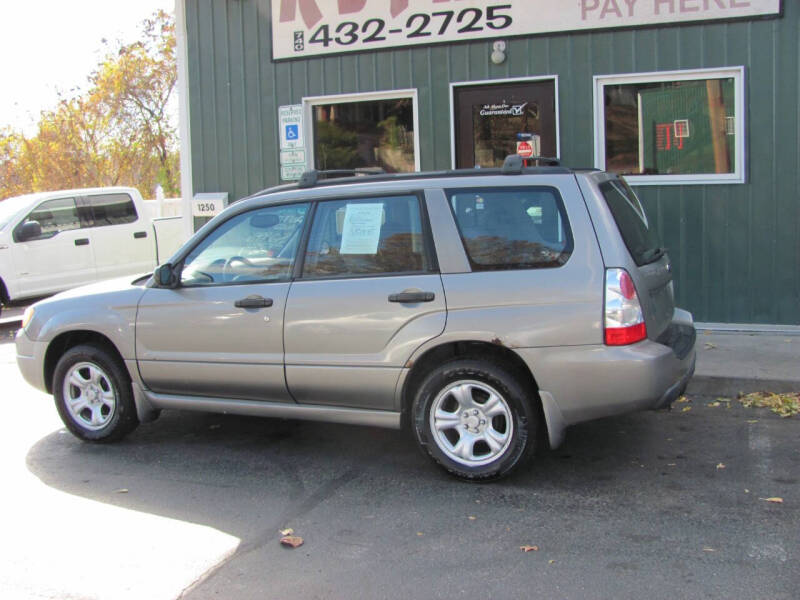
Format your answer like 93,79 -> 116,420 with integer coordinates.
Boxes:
1,324 -> 798,599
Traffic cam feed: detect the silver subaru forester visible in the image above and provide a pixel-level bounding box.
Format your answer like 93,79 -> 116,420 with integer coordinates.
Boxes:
16,158 -> 695,480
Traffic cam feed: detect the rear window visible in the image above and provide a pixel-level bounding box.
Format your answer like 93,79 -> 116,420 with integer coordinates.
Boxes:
446,187 -> 572,271
599,179 -> 662,266
87,193 -> 138,226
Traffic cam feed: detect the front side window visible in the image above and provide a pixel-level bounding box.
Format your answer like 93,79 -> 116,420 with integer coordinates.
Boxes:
17,197 -> 82,241
181,203 -> 309,286
595,67 -> 744,185
310,94 -> 416,173
447,187 -> 572,271
303,195 -> 430,278
86,193 -> 138,226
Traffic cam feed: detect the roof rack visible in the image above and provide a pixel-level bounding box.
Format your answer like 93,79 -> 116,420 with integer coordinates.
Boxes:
247,155 -> 571,197
501,154 -> 560,174
298,167 -> 385,189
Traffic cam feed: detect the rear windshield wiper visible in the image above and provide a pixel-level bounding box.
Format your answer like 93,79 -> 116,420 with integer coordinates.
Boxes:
640,246 -> 667,264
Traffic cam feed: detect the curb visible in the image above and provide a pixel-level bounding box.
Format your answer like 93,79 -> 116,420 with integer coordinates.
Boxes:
687,375 -> 800,397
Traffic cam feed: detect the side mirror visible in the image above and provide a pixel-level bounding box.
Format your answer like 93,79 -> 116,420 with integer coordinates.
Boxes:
17,220 -> 42,242
154,263 -> 178,288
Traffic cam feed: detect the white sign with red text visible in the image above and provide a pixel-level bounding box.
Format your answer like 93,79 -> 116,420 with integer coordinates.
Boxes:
272,0 -> 780,60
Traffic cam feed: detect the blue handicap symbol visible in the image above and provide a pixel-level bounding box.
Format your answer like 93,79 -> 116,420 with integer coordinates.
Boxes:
285,124 -> 299,140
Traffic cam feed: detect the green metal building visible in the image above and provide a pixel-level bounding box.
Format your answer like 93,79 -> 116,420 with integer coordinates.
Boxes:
176,0 -> 798,325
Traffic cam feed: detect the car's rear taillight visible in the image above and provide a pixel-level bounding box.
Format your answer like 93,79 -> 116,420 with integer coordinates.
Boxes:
605,268 -> 647,346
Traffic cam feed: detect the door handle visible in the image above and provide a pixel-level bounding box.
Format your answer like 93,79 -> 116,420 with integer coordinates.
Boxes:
388,291 -> 435,303
234,295 -> 273,308
74,238 -> 89,246
134,231 -> 147,239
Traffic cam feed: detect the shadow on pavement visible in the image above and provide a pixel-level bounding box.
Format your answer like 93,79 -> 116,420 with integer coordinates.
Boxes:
24,401 -> 799,599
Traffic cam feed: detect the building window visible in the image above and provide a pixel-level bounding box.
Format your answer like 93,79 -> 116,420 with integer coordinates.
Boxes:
593,67 -> 745,185
304,90 -> 419,173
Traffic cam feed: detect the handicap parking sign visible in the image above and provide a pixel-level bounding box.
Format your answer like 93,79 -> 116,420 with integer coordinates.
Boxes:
285,124 -> 299,140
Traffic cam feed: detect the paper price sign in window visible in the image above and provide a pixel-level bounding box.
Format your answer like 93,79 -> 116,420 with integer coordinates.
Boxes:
340,203 -> 384,255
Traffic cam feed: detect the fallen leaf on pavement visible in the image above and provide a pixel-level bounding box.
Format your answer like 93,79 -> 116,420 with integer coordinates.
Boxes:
740,392 -> 800,418
520,545 -> 539,552
280,535 -> 304,548
681,406 -> 692,413
716,463 -> 726,470
279,528 -> 294,536
468,516 -> 477,520
708,401 -> 721,408
115,489 -> 128,494
548,560 -> 556,564
760,497 -> 783,504
677,396 -> 690,403
704,342 -> 717,349
416,532 -> 424,536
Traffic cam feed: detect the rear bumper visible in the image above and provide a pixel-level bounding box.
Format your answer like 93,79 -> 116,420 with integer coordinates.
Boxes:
517,310 -> 696,446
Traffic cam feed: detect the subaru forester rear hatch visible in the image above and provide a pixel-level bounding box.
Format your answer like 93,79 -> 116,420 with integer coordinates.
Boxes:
599,177 -> 675,342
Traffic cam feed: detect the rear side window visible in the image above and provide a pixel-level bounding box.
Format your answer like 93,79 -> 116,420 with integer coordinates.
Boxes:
446,187 -> 573,271
302,195 -> 431,278
599,179 -> 662,266
86,193 -> 138,226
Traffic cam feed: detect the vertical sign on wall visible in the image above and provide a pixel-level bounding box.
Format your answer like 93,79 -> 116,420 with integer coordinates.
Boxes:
279,104 -> 307,181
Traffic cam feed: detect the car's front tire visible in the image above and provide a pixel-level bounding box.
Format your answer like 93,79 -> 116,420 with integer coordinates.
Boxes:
53,344 -> 139,442
412,359 -> 538,481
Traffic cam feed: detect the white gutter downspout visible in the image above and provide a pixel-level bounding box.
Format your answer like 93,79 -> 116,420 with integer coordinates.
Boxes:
175,0 -> 194,241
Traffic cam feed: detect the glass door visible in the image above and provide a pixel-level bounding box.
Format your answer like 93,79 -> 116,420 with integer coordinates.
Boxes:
454,80 -> 557,168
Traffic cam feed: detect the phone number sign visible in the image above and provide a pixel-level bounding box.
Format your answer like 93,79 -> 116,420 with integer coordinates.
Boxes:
272,0 -> 779,60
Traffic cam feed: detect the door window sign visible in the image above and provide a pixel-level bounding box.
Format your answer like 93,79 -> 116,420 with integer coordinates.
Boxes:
340,203 -> 384,254
279,104 -> 307,181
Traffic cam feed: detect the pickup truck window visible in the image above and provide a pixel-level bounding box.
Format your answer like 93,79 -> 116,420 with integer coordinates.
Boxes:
86,193 -> 138,226
181,203 -> 309,286
19,197 -> 82,241
447,187 -> 572,271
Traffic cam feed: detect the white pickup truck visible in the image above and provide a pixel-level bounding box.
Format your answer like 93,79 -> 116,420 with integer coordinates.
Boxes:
0,187 -> 184,307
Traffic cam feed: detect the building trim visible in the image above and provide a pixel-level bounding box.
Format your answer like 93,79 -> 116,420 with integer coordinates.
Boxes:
592,66 -> 747,186
302,89 -> 422,173
448,75 -> 561,170
175,0 -> 194,239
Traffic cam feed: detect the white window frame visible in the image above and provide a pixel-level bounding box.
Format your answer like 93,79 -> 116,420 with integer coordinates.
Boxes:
302,89 -> 421,173
449,76 -> 560,169
593,66 -> 746,186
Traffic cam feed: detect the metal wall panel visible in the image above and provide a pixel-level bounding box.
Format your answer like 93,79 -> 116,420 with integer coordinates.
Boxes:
184,1 -> 799,324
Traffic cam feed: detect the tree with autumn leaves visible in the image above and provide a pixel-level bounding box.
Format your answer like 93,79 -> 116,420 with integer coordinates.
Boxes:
0,10 -> 179,201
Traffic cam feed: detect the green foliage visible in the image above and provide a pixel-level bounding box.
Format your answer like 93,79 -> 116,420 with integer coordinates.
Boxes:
0,10 -> 179,201
315,121 -> 360,169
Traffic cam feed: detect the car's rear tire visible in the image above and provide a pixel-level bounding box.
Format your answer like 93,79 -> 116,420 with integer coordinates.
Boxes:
411,359 -> 538,481
53,344 -> 139,442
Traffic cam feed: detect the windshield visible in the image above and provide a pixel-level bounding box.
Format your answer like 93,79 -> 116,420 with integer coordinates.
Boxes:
599,178 -> 663,266
0,194 -> 37,231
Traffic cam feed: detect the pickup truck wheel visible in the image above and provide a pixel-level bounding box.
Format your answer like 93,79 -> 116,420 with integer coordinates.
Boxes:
412,360 -> 537,481
53,345 -> 139,442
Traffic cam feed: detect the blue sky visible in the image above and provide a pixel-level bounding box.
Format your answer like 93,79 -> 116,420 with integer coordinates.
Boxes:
1,0 -> 174,136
